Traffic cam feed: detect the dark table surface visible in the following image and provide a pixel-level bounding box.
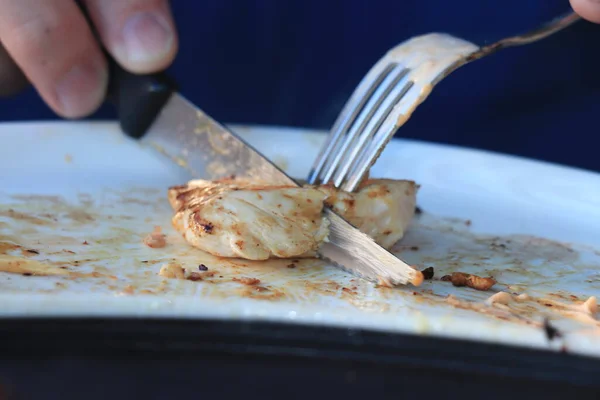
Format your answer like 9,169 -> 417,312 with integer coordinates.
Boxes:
1,318 -> 600,400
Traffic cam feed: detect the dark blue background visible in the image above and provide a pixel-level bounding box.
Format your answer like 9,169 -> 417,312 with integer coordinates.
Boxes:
2,1 -> 599,171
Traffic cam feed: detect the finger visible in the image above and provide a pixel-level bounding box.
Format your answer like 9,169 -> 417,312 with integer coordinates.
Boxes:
84,0 -> 178,74
0,0 -> 108,118
570,0 -> 600,23
0,41 -> 28,97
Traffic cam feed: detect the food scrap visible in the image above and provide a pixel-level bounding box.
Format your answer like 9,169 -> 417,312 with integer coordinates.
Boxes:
198,264 -> 208,271
441,272 -> 496,291
187,272 -> 203,281
122,285 -> 135,295
421,267 -> 434,280
233,277 -> 261,286
158,262 -> 185,279
578,296 -> 597,315
485,291 -> 513,306
516,293 -> 530,301
537,296 -> 598,317
0,255 -> 69,276
543,318 -> 563,341
143,226 -> 167,248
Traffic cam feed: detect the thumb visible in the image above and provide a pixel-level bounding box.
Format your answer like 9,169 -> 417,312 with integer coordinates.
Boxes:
570,0 -> 600,23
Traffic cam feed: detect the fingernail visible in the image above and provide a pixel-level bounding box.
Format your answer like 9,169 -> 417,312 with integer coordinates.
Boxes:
55,60 -> 107,118
122,12 -> 174,67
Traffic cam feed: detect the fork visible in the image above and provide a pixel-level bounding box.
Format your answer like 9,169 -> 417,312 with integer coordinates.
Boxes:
307,12 -> 581,192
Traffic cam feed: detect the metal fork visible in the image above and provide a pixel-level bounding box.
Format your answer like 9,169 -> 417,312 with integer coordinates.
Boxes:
307,12 -> 581,192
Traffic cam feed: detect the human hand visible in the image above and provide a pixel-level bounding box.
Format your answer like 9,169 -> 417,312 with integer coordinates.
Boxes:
571,0 -> 600,23
0,0 -> 178,118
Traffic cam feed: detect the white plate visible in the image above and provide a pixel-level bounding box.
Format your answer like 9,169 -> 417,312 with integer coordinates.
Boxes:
1,122 -> 599,358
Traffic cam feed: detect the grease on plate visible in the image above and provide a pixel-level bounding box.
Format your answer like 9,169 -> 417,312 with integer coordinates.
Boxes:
0,189 -> 598,349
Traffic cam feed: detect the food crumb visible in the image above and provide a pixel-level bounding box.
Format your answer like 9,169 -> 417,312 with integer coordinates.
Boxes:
187,272 -> 203,282
25,249 -> 39,255
446,294 -> 460,306
421,267 -> 434,280
286,263 -> 297,269
64,154 -> 73,163
441,272 -> 496,291
516,293 -> 530,301
233,277 -> 261,286
82,241 -> 89,245
465,219 -> 472,227
158,262 -> 185,279
198,264 -> 208,271
579,296 -> 597,315
122,285 -> 135,295
543,318 -> 562,341
485,291 -> 512,306
410,246 -> 420,251
143,226 -> 167,248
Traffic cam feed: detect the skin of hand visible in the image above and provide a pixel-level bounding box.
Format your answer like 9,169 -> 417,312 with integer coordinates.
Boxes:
570,0 -> 600,23
0,0 -> 178,118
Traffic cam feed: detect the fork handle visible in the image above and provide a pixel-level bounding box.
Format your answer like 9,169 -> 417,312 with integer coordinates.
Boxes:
79,4 -> 177,139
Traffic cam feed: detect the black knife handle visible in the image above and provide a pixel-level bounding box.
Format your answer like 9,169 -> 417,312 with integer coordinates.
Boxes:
78,2 -> 177,139
107,62 -> 176,139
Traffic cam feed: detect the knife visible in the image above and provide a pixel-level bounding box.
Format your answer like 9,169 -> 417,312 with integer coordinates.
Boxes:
101,53 -> 422,287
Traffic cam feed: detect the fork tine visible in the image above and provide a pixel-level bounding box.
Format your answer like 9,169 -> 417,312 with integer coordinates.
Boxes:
312,14 -> 577,191
307,62 -> 398,185
341,84 -> 426,192
317,35 -> 480,192
330,72 -> 413,189
320,64 -> 410,186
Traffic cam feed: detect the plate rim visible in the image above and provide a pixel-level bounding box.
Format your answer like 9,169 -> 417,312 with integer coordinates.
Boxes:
1,120 -> 599,360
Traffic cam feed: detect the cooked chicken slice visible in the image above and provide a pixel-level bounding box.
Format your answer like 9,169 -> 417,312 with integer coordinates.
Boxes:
316,179 -> 417,250
168,178 -> 417,260
169,178 -> 329,260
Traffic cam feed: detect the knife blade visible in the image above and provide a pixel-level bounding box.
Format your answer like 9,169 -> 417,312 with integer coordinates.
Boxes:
104,58 -> 422,287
